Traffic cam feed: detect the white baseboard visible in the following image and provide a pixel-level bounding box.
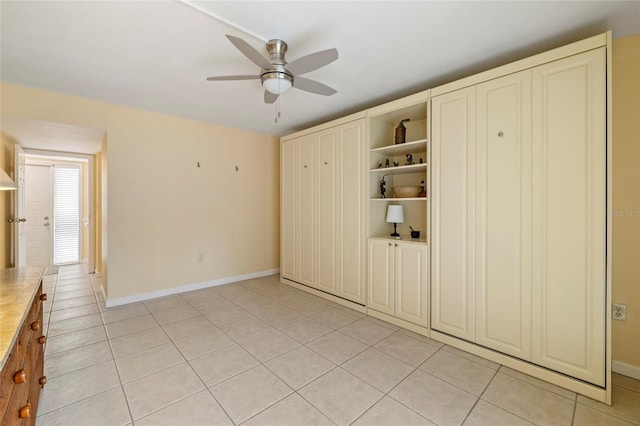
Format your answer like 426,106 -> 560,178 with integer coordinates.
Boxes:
612,360 -> 640,380
105,269 -> 280,308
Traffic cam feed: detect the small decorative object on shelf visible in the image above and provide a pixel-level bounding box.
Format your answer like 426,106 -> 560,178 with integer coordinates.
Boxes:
393,160 -> 400,167
378,162 -> 383,169
395,118 -> 410,144
385,159 -> 391,168
419,157 -> 424,164
386,205 -> 404,238
380,176 -> 387,198
410,226 -> 421,239
406,154 -> 414,165
419,180 -> 427,197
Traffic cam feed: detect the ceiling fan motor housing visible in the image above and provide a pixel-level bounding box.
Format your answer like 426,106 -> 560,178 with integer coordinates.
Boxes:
262,40 -> 294,94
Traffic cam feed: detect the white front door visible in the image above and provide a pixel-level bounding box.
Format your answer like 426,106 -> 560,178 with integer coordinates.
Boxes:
25,164 -> 52,266
14,145 -> 27,267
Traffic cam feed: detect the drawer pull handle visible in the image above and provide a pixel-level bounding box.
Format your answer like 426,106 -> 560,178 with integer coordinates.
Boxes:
13,369 -> 27,384
19,404 -> 31,418
40,293 -> 48,301
39,376 -> 47,387
38,335 -> 46,344
31,321 -> 41,331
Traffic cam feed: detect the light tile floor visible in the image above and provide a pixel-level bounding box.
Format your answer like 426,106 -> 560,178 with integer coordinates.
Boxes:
35,264 -> 640,426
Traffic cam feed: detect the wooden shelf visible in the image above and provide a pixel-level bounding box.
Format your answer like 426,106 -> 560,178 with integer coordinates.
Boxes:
370,139 -> 428,156
370,163 -> 427,175
370,197 -> 427,201
369,235 -> 428,245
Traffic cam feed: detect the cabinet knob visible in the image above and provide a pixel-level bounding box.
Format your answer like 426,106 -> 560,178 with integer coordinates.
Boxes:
395,243 -> 398,247
40,293 -> 48,301
324,161 -> 328,165
13,369 -> 27,384
31,321 -> 41,331
304,165 -> 307,168
38,335 -> 46,344
39,376 -> 47,387
19,404 -> 31,419
388,243 -> 392,246
498,131 -> 504,137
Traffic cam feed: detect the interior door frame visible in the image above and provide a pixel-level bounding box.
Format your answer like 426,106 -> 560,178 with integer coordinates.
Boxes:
24,149 -> 95,272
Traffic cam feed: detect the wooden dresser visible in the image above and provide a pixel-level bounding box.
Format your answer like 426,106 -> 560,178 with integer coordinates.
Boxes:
0,266 -> 47,425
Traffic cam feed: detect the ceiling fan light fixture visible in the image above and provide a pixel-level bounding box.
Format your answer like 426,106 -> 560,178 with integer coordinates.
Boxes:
262,71 -> 293,95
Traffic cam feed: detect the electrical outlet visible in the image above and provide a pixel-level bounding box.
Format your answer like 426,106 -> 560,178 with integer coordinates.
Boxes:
197,253 -> 204,263
612,303 -> 627,321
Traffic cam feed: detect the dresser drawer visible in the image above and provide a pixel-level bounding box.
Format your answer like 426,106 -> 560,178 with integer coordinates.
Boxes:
0,323 -> 29,416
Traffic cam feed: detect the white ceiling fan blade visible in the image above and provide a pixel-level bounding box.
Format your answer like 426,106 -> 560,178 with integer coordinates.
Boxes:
226,35 -> 273,70
294,76 -> 337,96
206,75 -> 259,81
264,91 -> 279,104
286,48 -> 338,75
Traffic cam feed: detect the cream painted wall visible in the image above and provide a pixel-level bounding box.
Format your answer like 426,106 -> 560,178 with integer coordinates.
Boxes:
612,33 -> 640,370
1,82 -> 280,300
0,133 -> 16,268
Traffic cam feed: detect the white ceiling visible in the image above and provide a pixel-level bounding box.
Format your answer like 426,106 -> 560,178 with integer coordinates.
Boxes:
1,1 -> 638,138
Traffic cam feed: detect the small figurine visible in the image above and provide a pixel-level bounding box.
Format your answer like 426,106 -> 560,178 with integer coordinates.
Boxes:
419,157 -> 424,164
385,158 -> 391,168
380,176 -> 387,198
406,154 -> 414,165
393,161 -> 400,167
378,162 -> 383,169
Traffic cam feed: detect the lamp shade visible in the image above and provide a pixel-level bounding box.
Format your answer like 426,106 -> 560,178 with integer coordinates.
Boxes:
263,74 -> 293,95
0,168 -> 17,191
386,205 -> 404,223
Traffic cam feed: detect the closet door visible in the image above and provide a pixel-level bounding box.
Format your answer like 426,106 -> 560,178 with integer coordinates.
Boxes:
431,86 -> 477,341
368,239 -> 394,315
475,70 -> 533,360
337,120 -> 366,303
531,48 -> 606,386
298,135 -> 316,287
281,139 -> 299,281
395,242 -> 428,327
316,129 -> 338,294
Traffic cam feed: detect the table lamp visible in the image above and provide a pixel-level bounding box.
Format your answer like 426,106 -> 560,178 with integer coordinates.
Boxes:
386,205 -> 404,239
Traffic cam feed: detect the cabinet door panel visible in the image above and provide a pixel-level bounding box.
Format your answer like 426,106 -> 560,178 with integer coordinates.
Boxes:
298,135 -> 315,287
395,243 -> 428,326
431,87 -> 476,341
338,121 -> 366,303
368,240 -> 394,315
317,130 -> 337,293
475,70 -> 533,359
281,140 -> 298,281
531,48 -> 606,386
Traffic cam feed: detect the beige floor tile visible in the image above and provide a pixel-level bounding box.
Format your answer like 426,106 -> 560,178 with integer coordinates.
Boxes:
364,316 -> 401,330
311,307 -> 362,329
255,306 -> 306,324
189,343 -> 259,386
38,360 -> 121,415
123,362 -> 204,420
343,347 -> 414,393
219,316 -> 274,341
265,346 -> 336,389
577,385 -> 640,424
239,328 -> 300,362
151,304 -> 200,325
47,313 -> 103,337
374,332 -> 439,367
46,340 -> 113,378
116,341 -> 185,383
339,318 -> 395,346
462,400 -> 533,426
53,288 -> 94,301
276,317 -> 333,344
50,295 -> 96,311
573,402 -> 635,426
101,303 -> 149,324
299,367 -> 383,426
135,389 -> 233,426
307,331 -> 368,364
398,328 -> 445,347
45,325 -> 107,356
143,295 -> 188,313
105,314 -> 159,339
420,349 -> 496,396
390,369 -> 477,426
236,298 -> 281,315
482,373 -> 575,425
186,294 -> 236,314
613,373 -> 640,393
110,327 -> 169,358
48,303 -> 100,322
291,300 -> 332,316
36,387 -> 131,426
161,315 -> 217,340
441,345 -> 500,370
353,396 -> 436,426
52,282 -> 92,293
499,366 -> 576,400
204,305 -> 255,326
243,393 -> 334,426
173,327 -> 234,360
211,365 -> 293,424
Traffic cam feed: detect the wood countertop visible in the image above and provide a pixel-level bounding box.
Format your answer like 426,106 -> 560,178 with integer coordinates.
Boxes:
0,266 -> 45,371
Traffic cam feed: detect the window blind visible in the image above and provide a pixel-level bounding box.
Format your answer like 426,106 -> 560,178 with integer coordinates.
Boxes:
53,164 -> 80,265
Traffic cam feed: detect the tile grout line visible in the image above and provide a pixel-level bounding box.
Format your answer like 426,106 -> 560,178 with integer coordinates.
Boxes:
458,364 -> 501,425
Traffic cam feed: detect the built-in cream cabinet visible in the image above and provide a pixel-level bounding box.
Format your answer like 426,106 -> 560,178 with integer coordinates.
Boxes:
281,116 -> 366,306
368,239 -> 428,327
431,47 -> 607,386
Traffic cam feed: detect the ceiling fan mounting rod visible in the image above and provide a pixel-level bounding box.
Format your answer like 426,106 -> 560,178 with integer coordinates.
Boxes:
266,39 -> 288,65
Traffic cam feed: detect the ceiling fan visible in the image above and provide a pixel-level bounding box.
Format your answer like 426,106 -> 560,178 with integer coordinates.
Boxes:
206,35 -> 339,104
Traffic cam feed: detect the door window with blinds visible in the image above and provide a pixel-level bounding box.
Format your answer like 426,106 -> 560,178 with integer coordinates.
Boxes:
53,164 -> 81,265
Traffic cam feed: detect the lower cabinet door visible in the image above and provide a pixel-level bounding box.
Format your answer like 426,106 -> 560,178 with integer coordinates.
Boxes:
367,239 -> 394,315
395,242 -> 428,327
